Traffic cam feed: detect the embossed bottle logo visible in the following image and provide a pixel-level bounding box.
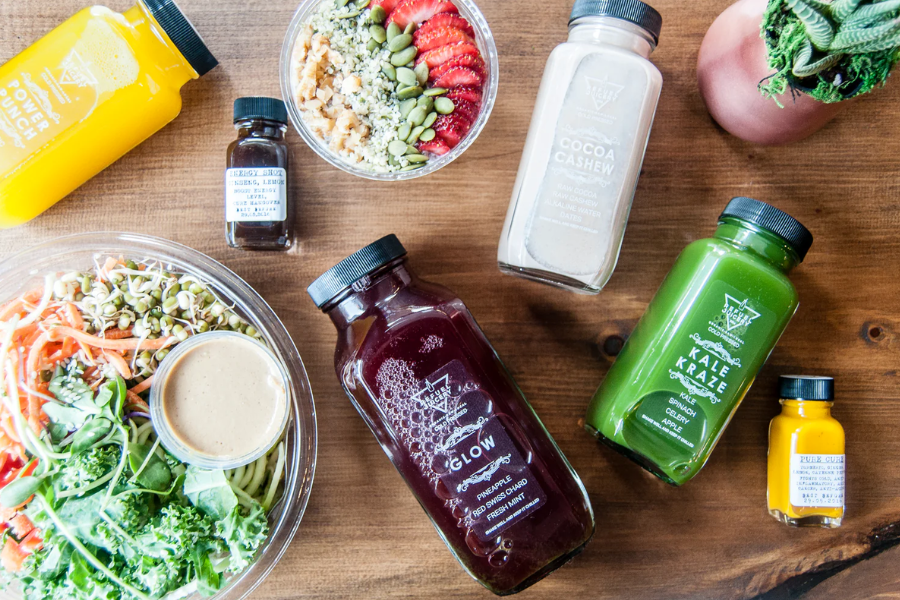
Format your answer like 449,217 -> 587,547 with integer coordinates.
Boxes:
722,294 -> 761,331
584,75 -> 625,110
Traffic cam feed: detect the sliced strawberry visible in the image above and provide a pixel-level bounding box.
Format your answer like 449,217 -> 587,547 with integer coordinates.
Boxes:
433,66 -> 483,88
428,54 -> 485,82
447,85 -> 483,104
414,26 -> 474,52
371,0 -> 400,12
433,113 -> 471,148
449,97 -> 480,124
415,13 -> 475,39
415,42 -> 479,68
417,138 -> 451,156
387,0 -> 458,29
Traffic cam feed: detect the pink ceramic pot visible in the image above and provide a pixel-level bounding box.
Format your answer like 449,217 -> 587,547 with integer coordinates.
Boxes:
697,0 -> 844,145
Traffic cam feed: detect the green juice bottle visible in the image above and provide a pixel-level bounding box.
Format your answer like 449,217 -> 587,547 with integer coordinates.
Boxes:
585,197 -> 813,486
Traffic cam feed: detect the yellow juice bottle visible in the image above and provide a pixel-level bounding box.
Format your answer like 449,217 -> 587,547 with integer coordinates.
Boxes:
0,0 -> 217,228
768,375 -> 844,528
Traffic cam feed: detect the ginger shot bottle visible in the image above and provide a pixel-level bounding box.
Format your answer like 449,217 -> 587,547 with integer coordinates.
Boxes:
768,375 -> 845,528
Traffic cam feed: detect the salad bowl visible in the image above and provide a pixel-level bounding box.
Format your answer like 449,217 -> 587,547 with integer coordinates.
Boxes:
0,232 -> 316,600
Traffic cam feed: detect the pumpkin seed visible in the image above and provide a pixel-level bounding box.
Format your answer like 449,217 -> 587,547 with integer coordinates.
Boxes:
423,87 -> 448,96
406,144 -> 419,154
390,46 -> 418,66
399,98 -> 417,119
417,96 -> 434,112
388,33 -> 413,52
382,63 -> 397,81
369,5 -> 387,23
396,67 -> 418,87
398,123 -> 412,141
389,154 -> 400,166
336,0 -> 349,6
414,62 -> 429,85
404,22 -> 417,35
388,140 -> 409,156
397,85 -> 423,100
423,111 -> 438,128
419,128 -> 436,142
434,97 -> 455,114
407,106 -> 427,126
356,0 -> 370,7
401,164 -> 425,171
370,24 -> 387,43
406,154 -> 428,163
367,38 -> 381,52
386,22 -> 402,41
335,9 -> 363,19
407,125 -> 426,143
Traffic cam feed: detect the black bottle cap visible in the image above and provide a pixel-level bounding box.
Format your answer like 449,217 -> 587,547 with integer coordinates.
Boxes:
143,0 -> 218,77
570,0 -> 662,43
780,375 -> 835,401
308,235 -> 407,308
233,97 -> 288,125
719,197 -> 814,262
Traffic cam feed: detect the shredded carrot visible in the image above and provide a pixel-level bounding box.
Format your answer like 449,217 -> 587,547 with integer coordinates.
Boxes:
63,303 -> 83,330
125,390 -> 149,412
46,327 -> 175,351
101,352 -> 132,380
101,327 -> 134,340
129,376 -> 154,395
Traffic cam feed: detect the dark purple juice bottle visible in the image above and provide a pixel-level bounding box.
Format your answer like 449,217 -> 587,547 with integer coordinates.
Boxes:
308,235 -> 594,595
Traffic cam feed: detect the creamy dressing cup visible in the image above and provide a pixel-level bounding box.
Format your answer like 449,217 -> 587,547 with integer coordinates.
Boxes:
150,330 -> 291,470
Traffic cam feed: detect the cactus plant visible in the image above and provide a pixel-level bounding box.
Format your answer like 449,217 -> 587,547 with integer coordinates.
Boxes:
760,0 -> 900,103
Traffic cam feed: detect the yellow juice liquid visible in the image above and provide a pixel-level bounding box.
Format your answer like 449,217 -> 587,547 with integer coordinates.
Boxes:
768,399 -> 844,527
0,3 -> 200,228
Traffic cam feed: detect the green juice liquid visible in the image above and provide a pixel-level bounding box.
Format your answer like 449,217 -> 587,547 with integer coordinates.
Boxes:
585,218 -> 801,486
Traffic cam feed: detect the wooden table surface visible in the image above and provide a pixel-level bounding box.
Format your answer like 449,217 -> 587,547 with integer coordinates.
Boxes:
3,0 -> 900,598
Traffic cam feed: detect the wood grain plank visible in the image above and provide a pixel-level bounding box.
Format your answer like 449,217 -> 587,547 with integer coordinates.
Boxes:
2,0 -> 900,598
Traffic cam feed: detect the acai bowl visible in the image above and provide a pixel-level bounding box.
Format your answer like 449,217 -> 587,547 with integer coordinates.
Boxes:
280,0 -> 499,180
0,233 -> 316,600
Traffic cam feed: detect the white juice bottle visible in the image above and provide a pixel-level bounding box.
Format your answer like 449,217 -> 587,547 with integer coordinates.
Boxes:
498,0 -> 663,294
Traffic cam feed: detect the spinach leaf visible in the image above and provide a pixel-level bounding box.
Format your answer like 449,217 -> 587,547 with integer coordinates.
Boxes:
70,418 -> 111,456
184,466 -> 237,520
127,444 -> 172,492
47,422 -> 69,444
41,403 -> 90,429
94,382 -> 114,407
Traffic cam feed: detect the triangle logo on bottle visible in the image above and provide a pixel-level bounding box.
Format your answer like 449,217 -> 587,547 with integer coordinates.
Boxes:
722,294 -> 761,332
584,75 -> 625,111
412,373 -> 452,413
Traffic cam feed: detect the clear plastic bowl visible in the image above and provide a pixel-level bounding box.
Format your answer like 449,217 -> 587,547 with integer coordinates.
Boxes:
280,0 -> 500,181
0,232 -> 317,600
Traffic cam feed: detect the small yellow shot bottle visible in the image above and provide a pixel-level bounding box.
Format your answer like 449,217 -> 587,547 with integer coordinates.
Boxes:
768,375 -> 844,527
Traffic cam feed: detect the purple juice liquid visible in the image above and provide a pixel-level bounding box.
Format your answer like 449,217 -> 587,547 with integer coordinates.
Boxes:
340,295 -> 594,594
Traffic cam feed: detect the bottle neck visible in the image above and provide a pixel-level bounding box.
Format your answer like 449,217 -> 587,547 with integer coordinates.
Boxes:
324,259 -> 412,329
235,119 -> 287,140
567,16 -> 656,59
124,2 -> 199,88
713,218 -> 800,273
780,399 -> 833,418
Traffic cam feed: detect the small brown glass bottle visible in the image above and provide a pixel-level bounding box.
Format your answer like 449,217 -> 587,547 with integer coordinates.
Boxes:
225,97 -> 293,250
